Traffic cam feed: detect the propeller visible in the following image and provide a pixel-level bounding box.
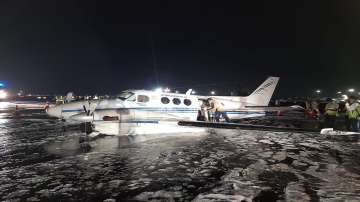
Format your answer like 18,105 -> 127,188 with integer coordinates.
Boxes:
83,105 -> 90,116
82,101 -> 95,117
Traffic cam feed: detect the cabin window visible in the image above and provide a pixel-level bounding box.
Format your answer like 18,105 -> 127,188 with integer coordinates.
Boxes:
184,99 -> 192,106
137,95 -> 150,103
173,98 -> 181,105
161,97 -> 170,104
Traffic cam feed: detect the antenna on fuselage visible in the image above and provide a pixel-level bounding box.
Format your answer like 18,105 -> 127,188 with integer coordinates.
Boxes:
185,89 -> 192,96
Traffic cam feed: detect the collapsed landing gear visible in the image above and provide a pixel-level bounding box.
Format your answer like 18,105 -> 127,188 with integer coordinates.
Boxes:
79,122 -> 94,151
80,122 -> 93,134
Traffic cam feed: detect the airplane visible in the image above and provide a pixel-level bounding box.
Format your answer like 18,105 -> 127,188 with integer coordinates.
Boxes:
46,77 -> 302,136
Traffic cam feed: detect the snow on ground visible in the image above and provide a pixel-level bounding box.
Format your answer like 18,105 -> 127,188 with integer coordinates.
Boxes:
1,108 -> 360,201
194,129 -> 360,201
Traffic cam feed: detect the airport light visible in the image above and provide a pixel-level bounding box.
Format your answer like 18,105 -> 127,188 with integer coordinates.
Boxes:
0,90 -> 7,99
315,89 -> 321,94
348,88 -> 355,93
210,91 -> 216,95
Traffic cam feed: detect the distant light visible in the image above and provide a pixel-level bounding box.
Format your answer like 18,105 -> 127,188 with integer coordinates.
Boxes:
348,88 -> 355,93
175,90 -> 179,94
0,90 -> 7,99
155,87 -> 163,93
210,91 -> 216,95
164,87 -> 171,93
337,91 -> 342,94
342,94 -> 348,100
191,90 -> 196,94
37,96 -> 42,99
315,89 -> 321,94
0,83 -> 4,87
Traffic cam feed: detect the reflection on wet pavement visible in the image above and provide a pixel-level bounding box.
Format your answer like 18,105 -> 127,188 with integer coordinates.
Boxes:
1,109 -> 360,201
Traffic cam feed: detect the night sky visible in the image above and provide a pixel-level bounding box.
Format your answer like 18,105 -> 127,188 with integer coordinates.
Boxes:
1,0 -> 359,97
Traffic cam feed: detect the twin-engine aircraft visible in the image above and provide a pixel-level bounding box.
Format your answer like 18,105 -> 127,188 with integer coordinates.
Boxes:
46,77 -> 301,135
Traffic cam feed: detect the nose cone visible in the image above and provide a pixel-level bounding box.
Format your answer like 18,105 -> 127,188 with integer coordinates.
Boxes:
46,106 -> 62,118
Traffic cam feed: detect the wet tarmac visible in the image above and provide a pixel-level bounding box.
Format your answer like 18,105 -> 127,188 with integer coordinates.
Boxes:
1,107 -> 360,201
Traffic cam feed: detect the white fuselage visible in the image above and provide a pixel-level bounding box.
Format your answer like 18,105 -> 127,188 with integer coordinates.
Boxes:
46,77 -> 280,135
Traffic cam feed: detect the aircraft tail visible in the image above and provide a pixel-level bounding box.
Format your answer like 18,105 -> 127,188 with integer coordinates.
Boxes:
246,77 -> 279,106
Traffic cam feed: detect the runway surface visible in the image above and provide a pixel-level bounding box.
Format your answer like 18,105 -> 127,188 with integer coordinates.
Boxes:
1,106 -> 360,201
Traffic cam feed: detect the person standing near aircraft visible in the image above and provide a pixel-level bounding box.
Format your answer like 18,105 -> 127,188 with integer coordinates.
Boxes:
324,98 -> 339,128
311,100 -> 320,119
200,100 -> 210,121
207,98 -> 230,122
345,96 -> 359,132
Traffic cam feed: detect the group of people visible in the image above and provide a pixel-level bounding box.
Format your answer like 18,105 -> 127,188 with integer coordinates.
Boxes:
198,96 -> 360,132
199,98 -> 230,122
323,96 -> 360,132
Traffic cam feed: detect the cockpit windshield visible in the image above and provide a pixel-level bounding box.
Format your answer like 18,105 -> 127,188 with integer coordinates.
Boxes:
117,92 -> 135,101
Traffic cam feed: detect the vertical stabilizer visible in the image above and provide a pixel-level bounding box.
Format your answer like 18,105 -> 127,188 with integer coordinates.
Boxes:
246,77 -> 279,106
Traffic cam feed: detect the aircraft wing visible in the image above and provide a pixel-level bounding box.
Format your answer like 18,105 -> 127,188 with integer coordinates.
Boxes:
178,120 -> 319,133
243,105 -> 304,112
1,101 -> 51,110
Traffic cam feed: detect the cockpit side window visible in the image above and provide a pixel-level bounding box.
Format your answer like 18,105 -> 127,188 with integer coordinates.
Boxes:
137,95 -> 150,103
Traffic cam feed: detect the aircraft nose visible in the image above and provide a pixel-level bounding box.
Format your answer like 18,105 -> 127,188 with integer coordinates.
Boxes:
46,106 -> 62,118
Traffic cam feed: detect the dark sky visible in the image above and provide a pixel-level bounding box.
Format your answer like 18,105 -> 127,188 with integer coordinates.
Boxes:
0,0 -> 359,97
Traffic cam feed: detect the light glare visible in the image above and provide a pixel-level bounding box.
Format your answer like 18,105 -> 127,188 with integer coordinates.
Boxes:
0,90 -> 7,99
155,87 -> 163,93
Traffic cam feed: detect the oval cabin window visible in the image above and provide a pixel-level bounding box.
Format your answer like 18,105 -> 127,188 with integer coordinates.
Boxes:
161,97 -> 170,104
184,99 -> 192,106
173,98 -> 181,105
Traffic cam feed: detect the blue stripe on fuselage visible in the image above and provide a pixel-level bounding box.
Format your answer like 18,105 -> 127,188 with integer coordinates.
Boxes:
61,107 -> 266,115
62,109 -> 84,112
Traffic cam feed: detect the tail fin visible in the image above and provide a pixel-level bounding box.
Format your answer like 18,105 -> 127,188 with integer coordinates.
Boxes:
246,77 -> 279,106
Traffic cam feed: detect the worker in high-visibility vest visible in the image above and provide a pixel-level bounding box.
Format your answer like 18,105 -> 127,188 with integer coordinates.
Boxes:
324,98 -> 339,128
345,96 -> 359,132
